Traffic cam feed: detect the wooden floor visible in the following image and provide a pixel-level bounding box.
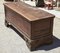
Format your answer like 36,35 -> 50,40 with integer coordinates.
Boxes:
0,0 -> 60,53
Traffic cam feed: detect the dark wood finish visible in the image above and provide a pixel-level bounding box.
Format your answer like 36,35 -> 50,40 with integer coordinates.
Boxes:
4,1 -> 55,51
4,0 -> 13,1
26,35 -> 53,50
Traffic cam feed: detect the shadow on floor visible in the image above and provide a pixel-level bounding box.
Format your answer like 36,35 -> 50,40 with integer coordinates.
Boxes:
8,25 -> 60,51
36,36 -> 60,51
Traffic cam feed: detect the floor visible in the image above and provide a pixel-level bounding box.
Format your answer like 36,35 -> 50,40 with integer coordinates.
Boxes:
0,0 -> 60,53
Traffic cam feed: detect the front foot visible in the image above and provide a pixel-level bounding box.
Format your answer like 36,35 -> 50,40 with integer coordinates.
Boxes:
5,20 -> 10,27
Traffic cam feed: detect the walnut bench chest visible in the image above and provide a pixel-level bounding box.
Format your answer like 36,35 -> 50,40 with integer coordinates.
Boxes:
4,1 -> 55,51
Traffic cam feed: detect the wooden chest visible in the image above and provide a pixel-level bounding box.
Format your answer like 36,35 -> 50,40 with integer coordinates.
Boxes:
4,1 -> 55,51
